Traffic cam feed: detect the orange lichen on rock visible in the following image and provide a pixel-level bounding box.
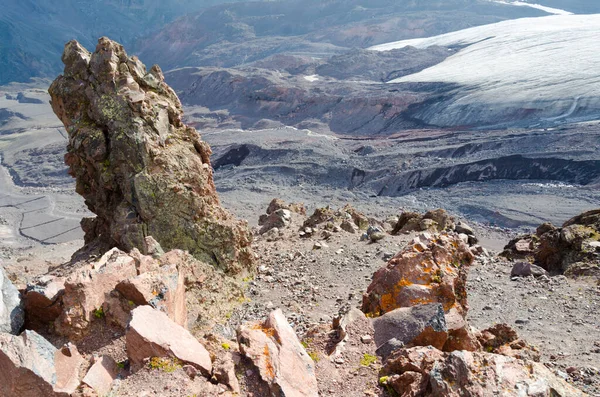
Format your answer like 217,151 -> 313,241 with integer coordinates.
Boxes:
362,232 -> 478,351
362,233 -> 473,317
263,345 -> 275,381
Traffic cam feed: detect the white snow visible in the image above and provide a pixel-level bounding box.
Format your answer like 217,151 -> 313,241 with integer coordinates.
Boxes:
370,15 -> 600,105
304,75 -> 320,82
488,0 -> 573,16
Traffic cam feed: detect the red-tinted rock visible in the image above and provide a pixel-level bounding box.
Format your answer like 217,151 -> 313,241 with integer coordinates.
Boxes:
116,263 -> 187,327
54,343 -> 85,394
362,233 -> 473,317
55,248 -> 137,339
381,346 -> 585,397
213,352 -> 241,394
23,275 -> 65,329
0,330 -> 83,397
49,37 -> 254,274
237,309 -> 318,397
126,305 -> 212,375
82,355 -> 119,396
363,233 -> 478,351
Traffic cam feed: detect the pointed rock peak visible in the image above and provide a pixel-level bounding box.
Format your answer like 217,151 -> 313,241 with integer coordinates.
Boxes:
48,38 -> 254,274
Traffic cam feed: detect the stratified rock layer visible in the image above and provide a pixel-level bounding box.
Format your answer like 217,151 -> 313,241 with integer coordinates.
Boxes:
48,37 -> 253,274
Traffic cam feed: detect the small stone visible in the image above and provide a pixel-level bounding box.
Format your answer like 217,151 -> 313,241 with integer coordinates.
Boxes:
360,335 -> 373,344
82,356 -> 119,396
182,365 -> 198,380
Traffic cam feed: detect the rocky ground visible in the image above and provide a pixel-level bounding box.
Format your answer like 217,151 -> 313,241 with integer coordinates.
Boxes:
0,36 -> 599,397
467,258 -> 600,395
5,198 -> 599,395
222,204 -> 600,396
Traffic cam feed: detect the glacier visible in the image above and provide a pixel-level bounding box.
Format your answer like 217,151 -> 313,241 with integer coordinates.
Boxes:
370,15 -> 600,128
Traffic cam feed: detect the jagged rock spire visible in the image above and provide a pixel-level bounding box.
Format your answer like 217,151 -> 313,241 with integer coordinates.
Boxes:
49,37 -> 253,274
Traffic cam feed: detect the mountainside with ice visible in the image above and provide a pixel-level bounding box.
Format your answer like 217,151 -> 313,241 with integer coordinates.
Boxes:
372,14 -> 600,128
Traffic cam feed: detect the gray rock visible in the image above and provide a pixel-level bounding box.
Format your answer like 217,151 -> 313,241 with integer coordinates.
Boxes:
259,209 -> 292,235
455,222 -> 475,236
375,338 -> 405,361
510,262 -> 549,278
340,220 -> 357,234
467,235 -> 479,246
372,303 -> 448,360
0,330 -> 84,396
0,266 -> 23,334
369,232 -> 386,243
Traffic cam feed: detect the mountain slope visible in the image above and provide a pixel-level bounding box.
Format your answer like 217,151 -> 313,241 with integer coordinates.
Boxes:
136,0 -> 544,71
0,0 -> 241,84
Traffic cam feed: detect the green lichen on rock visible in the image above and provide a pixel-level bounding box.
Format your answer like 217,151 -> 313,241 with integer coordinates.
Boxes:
49,37 -> 254,275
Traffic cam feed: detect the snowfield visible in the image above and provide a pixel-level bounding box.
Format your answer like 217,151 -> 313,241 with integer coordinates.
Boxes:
370,15 -> 600,127
488,0 -> 573,16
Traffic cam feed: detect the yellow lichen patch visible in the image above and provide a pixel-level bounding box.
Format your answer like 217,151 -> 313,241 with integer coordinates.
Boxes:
398,278 -> 413,287
360,353 -> 378,367
379,292 -> 397,313
148,357 -> 182,373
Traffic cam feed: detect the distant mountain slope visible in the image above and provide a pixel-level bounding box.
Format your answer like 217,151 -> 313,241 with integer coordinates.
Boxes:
527,0 -> 600,14
372,14 -> 600,128
0,0 -> 241,84
135,0 -> 544,71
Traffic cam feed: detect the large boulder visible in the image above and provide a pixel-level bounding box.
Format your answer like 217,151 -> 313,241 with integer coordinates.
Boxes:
0,266 -> 23,334
392,210 -> 455,235
372,304 -> 448,359
502,209 -> 600,277
380,346 -> 585,397
362,233 -> 478,352
362,233 -> 473,317
266,198 -> 306,216
391,212 -> 422,235
259,209 -> 292,235
35,244 -> 244,338
116,263 -> 187,327
510,262 -> 549,278
0,331 -> 84,397
237,309 -> 318,397
126,305 -> 212,375
48,37 -> 253,274
55,248 -> 138,339
23,275 -> 64,329
81,355 -> 119,396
